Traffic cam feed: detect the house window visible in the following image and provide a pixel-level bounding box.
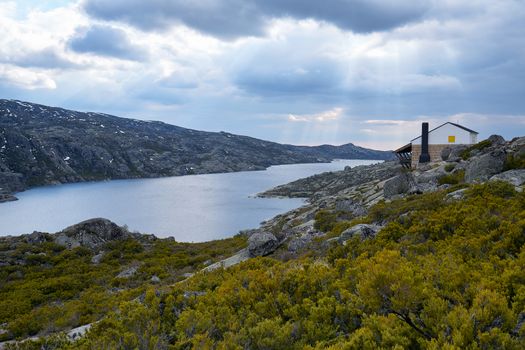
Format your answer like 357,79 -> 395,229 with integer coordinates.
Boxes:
448,135 -> 456,143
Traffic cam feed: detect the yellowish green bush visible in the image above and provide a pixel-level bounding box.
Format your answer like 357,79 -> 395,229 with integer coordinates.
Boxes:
438,169 -> 465,185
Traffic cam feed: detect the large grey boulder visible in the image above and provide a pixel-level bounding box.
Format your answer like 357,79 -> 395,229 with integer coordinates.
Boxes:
287,236 -> 312,252
442,145 -> 469,162
53,218 -> 136,249
465,149 -> 506,182
490,170 -> 525,187
24,231 -> 49,244
441,146 -> 453,161
339,224 -> 381,243
487,134 -> 506,147
335,199 -> 367,217
248,231 -> 279,257
384,173 -> 413,198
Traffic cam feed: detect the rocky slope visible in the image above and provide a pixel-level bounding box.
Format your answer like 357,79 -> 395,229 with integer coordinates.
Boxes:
248,135 -> 525,257
0,99 -> 393,201
0,218 -> 156,267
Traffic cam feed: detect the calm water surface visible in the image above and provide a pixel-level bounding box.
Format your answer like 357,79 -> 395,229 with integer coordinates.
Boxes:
0,159 -> 378,241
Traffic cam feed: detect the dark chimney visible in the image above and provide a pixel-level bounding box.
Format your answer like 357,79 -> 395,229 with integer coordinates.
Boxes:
419,122 -> 431,163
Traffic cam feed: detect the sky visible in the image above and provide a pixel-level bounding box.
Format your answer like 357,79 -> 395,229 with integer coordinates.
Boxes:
0,0 -> 524,150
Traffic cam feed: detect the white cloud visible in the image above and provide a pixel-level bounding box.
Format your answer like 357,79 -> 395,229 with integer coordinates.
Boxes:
0,64 -> 57,89
288,107 -> 343,122
0,0 -> 523,149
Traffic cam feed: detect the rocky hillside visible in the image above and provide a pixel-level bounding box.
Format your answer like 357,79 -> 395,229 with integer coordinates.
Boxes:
1,135 -> 524,349
251,134 -> 524,257
0,99 -> 393,201
0,136 -> 525,350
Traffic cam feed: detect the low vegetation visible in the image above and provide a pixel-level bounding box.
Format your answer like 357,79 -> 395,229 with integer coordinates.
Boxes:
437,169 -> 465,185
5,181 -> 524,349
444,163 -> 456,172
0,235 -> 247,342
460,139 -> 493,160
504,153 -> 525,171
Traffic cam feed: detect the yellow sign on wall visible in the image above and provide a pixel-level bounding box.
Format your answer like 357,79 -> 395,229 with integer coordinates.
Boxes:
448,135 -> 456,143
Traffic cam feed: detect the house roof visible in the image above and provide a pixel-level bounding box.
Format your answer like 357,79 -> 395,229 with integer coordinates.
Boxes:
394,143 -> 412,153
410,122 -> 478,142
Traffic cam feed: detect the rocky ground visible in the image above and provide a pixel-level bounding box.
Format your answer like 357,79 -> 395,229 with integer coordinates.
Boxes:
0,218 -> 157,267
0,99 -> 393,202
246,135 -> 525,258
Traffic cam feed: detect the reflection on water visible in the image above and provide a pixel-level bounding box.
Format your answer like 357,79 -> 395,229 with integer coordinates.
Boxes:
0,159 -> 379,241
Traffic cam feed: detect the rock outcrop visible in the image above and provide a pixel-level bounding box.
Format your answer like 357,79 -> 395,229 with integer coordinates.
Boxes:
54,218 -> 143,249
383,173 -> 413,198
441,145 -> 468,162
338,224 -> 381,243
247,231 -> 279,257
257,134 -> 524,258
465,149 -> 506,182
0,219 -> 156,267
490,169 -> 525,187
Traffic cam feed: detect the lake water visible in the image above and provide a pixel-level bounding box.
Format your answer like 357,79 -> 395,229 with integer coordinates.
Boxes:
0,159 -> 379,241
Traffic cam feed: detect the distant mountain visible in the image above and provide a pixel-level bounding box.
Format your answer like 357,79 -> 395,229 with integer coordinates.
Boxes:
0,99 -> 393,198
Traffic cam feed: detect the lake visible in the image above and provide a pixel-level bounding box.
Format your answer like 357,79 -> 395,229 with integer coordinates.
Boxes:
0,159 -> 379,241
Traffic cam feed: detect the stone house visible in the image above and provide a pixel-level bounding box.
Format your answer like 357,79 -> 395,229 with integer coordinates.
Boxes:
395,122 -> 478,168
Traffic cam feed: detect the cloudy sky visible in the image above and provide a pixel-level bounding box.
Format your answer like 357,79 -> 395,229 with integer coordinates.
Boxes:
1,0 -> 524,149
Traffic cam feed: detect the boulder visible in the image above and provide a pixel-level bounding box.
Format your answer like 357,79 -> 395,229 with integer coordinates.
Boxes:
151,275 -> 161,283
24,231 -> 49,244
67,323 -> 94,340
490,170 -> 525,187
54,218 -> 135,249
509,137 -> 525,158
335,199 -> 367,217
383,173 -> 413,198
487,134 -> 506,146
339,224 -> 381,243
287,236 -> 312,252
446,188 -> 468,201
117,265 -> 138,279
441,146 -> 453,161
465,150 -> 506,182
446,145 -> 469,162
248,231 -> 279,257
91,252 -> 104,264
287,228 -> 324,252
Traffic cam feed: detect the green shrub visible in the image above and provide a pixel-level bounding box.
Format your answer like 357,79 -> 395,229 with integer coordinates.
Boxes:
460,139 -> 492,160
314,210 -> 337,232
503,153 -> 525,171
467,180 -> 516,199
438,170 -> 465,185
444,163 -> 456,172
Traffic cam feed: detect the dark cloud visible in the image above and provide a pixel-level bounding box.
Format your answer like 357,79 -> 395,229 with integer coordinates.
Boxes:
68,24 -> 146,61
9,48 -> 79,69
83,0 -> 429,39
83,0 -> 265,39
235,62 -> 342,96
259,0 -> 429,33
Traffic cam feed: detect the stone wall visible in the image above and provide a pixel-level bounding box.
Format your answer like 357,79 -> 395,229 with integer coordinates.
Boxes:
411,144 -> 450,168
